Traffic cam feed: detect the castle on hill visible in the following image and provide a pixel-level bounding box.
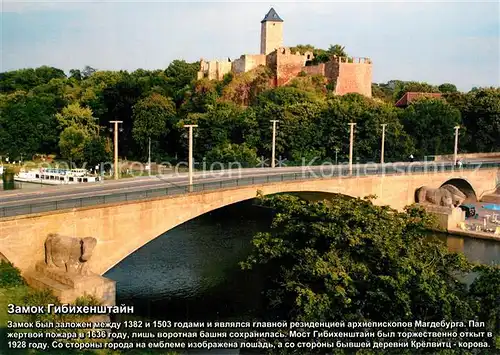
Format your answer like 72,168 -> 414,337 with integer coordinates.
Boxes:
197,8 -> 373,97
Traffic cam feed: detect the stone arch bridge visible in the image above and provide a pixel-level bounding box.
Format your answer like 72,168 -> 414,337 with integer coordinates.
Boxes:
0,167 -> 498,277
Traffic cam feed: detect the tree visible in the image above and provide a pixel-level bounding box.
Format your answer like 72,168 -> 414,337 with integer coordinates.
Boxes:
460,88 -> 500,152
34,66 -> 66,84
59,126 -> 89,163
82,66 -> 97,79
55,102 -> 98,134
241,193 -> 500,352
372,82 -> 395,103
399,97 -> 461,157
289,44 -> 349,66
132,93 -> 176,158
69,69 -> 82,81
248,86 -> 325,161
319,94 -> 414,163
205,142 -> 258,167
220,66 -> 274,106
164,60 -> 200,106
79,70 -> 123,117
30,77 -> 79,109
178,102 -> 251,160
438,83 -> 458,93
327,44 -> 348,57
0,91 -> 59,158
101,72 -> 144,158
83,136 -> 112,168
0,66 -> 66,93
179,78 -> 220,116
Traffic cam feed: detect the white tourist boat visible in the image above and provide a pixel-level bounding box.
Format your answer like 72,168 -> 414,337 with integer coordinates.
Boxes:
14,168 -> 101,185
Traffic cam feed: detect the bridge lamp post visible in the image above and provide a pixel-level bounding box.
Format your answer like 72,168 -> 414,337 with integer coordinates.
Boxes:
147,137 -> 151,175
184,124 -> 198,191
380,124 -> 387,164
109,121 -> 123,180
454,126 -> 460,166
270,120 -> 279,168
348,122 -> 356,175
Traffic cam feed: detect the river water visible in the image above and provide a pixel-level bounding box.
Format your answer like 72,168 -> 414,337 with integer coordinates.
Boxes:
105,200 -> 272,322
104,197 -> 500,323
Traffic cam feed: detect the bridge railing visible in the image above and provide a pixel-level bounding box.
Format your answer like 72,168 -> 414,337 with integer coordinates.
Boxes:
1,162 -> 499,218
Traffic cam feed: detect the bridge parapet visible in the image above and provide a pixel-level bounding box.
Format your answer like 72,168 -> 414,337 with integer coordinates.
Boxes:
1,162 -> 499,219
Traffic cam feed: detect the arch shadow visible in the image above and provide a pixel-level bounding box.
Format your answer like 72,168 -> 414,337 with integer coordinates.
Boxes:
0,251 -> 10,263
440,178 -> 477,202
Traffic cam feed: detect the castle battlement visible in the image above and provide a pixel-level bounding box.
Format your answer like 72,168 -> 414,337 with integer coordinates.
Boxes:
331,55 -> 372,64
196,8 -> 373,97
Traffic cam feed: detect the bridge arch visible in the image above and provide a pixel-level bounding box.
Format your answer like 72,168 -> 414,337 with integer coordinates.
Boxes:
102,190 -> 357,274
0,251 -> 11,263
440,178 -> 478,202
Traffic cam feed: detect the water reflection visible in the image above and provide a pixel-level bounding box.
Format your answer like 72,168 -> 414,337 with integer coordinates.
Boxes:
105,200 -> 271,321
447,234 -> 500,265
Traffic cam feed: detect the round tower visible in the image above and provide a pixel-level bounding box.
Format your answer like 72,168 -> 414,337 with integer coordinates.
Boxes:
260,8 -> 283,55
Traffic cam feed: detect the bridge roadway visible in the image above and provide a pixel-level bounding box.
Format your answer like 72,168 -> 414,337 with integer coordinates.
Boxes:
0,160 -> 499,218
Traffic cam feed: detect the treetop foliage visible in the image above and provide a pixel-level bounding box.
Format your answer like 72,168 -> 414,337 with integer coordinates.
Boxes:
0,53 -> 498,164
241,193 -> 500,353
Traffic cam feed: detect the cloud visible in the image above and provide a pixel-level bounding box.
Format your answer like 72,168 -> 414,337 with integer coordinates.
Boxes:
1,1 -> 499,91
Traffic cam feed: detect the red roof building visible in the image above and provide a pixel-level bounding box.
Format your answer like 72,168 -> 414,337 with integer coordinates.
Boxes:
395,92 -> 443,107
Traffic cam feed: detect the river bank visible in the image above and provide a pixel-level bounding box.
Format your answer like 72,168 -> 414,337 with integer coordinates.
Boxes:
448,201 -> 500,241
482,193 -> 500,204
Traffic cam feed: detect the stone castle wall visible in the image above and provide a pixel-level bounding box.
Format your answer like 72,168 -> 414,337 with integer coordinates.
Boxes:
197,59 -> 232,81
302,63 -> 325,76
273,47 -> 313,86
197,53 -> 373,97
232,54 -> 267,74
335,59 -> 372,97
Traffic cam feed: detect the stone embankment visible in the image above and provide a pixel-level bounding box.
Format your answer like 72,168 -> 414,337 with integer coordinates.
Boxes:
481,194 -> 500,204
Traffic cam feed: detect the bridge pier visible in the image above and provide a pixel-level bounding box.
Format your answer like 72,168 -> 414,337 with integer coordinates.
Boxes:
23,261 -> 116,306
422,205 -> 466,231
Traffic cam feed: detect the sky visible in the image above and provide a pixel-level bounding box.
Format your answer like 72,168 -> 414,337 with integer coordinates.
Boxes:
1,0 -> 499,91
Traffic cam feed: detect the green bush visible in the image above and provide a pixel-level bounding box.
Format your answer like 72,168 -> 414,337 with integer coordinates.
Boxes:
0,260 -> 25,287
74,294 -> 101,307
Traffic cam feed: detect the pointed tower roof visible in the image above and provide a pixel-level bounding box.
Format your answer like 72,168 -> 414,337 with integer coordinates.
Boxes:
261,8 -> 283,23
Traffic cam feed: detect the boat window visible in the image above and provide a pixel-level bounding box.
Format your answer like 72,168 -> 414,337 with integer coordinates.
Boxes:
78,178 -> 82,182
60,177 -> 64,181
83,178 -> 88,182
35,174 -> 39,178
69,177 -> 74,182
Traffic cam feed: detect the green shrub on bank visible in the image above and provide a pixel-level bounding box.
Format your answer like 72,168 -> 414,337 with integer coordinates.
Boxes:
0,260 -> 25,287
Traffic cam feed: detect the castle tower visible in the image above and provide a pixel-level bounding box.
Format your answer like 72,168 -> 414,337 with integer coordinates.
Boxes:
260,8 -> 283,55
